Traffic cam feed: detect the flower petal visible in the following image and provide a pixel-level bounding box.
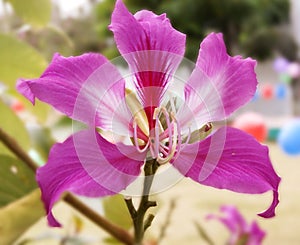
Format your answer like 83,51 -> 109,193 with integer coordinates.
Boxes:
172,127 -> 280,218
248,221 -> 266,244
17,53 -> 132,135
177,33 -> 257,129
207,205 -> 248,244
218,205 -> 248,233
110,2 -> 185,55
37,129 -> 145,227
207,205 -> 266,245
109,0 -> 186,126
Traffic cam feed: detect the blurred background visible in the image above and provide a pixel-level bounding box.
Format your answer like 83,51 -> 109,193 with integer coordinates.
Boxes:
0,0 -> 300,244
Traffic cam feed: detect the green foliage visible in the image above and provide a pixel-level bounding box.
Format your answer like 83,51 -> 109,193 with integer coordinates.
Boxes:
29,126 -> 55,162
0,100 -> 31,156
22,25 -> 75,61
0,189 -> 44,245
5,0 -> 51,27
241,28 -> 299,61
103,195 -> 133,244
0,34 -> 52,123
103,194 -> 132,230
0,155 -> 37,207
103,236 -> 124,245
95,0 -> 293,60
0,34 -> 47,89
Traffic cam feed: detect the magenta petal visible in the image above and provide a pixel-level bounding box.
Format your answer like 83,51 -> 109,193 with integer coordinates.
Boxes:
37,129 -> 145,227
207,205 -> 248,245
172,127 -> 280,218
109,0 -> 186,123
17,53 -> 105,117
249,221 -> 266,244
207,205 -> 266,245
257,191 -> 279,218
110,1 -> 185,55
16,79 -> 35,104
177,33 -> 257,128
17,53 -> 132,133
218,205 -> 248,233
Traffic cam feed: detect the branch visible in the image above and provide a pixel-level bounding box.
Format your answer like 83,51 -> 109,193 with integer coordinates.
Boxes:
124,198 -> 137,218
0,127 -> 134,245
63,194 -> 133,245
157,198 -> 176,243
0,127 -> 37,172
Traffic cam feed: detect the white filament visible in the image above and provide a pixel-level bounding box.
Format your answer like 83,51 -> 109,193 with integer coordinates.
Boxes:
132,103 -> 192,164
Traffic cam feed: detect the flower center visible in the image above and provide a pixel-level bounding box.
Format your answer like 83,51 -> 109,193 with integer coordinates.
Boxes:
133,104 -> 191,165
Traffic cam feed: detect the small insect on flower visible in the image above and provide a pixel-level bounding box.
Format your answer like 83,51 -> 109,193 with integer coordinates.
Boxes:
17,0 -> 280,227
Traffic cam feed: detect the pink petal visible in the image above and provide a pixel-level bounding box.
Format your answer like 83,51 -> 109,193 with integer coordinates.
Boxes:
218,205 -> 248,233
177,33 -> 257,129
207,205 -> 266,245
207,205 -> 247,245
248,221 -> 266,244
16,78 -> 35,104
172,127 -> 280,218
37,129 -> 145,227
109,0 -> 186,126
17,53 -> 132,135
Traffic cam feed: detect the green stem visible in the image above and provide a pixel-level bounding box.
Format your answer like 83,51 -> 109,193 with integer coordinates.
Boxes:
125,159 -> 159,244
0,127 -> 134,245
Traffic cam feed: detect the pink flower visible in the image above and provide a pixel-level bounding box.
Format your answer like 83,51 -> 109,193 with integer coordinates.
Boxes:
207,205 -> 266,245
17,0 -> 280,227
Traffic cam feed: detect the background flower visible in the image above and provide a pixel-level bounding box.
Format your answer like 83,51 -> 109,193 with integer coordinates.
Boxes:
207,205 -> 266,245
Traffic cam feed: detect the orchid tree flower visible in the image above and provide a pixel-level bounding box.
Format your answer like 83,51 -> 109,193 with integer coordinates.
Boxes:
207,205 -> 266,245
17,0 -> 280,232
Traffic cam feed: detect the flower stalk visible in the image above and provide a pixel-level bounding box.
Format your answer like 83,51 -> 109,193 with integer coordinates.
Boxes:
125,159 -> 159,244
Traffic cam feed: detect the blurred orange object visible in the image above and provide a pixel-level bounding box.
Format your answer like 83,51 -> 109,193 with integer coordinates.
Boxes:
262,84 -> 273,100
11,101 -> 24,112
232,112 -> 268,142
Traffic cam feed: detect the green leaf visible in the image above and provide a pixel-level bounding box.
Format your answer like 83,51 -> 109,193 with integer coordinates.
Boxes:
103,194 -> 132,230
0,100 -> 31,156
5,0 -> 51,27
0,34 -> 52,123
0,189 -> 45,245
103,237 -> 123,245
19,95 -> 52,124
0,34 -> 47,89
29,126 -> 54,162
0,155 -> 37,207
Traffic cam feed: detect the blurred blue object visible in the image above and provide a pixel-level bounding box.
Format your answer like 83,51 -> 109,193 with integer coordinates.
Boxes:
278,119 -> 300,155
275,84 -> 287,99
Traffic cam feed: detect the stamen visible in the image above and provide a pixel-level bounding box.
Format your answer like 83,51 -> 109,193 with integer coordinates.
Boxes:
159,122 -> 174,141
154,115 -> 160,158
133,118 -> 149,153
159,142 -> 169,150
179,126 -> 191,151
160,107 -> 173,154
172,113 -> 181,152
158,145 -> 169,156
170,96 -> 176,113
157,118 -> 178,165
